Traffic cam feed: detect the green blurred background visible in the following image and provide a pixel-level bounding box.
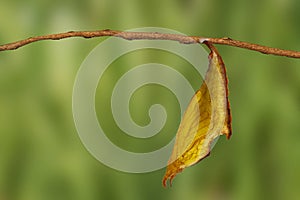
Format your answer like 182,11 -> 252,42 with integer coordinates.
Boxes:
1,0 -> 300,200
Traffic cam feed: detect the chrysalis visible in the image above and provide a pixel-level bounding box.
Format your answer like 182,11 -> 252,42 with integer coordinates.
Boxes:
162,44 -> 232,187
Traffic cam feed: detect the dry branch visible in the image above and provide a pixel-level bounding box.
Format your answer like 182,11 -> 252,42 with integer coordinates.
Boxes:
0,29 -> 299,58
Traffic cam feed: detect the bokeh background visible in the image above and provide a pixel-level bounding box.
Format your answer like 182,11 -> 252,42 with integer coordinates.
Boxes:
1,0 -> 300,200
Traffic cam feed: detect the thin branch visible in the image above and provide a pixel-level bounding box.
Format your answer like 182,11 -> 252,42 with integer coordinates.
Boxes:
0,29 -> 299,58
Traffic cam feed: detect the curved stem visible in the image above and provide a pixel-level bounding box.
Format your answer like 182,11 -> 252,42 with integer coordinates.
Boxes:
0,29 -> 299,58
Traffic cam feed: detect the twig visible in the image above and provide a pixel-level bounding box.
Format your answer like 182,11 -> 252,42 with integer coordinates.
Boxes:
0,29 -> 299,58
